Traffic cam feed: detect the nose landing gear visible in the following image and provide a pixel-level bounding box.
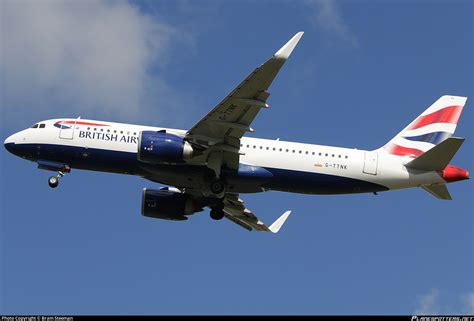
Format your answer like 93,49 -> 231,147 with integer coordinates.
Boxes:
47,165 -> 70,188
48,176 -> 59,188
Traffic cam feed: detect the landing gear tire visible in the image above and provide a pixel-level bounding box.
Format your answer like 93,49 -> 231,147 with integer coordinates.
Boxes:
48,176 -> 59,188
210,209 -> 224,220
209,179 -> 225,195
46,165 -> 70,189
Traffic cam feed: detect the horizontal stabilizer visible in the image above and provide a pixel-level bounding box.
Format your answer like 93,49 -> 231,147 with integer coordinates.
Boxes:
421,184 -> 452,200
405,137 -> 464,171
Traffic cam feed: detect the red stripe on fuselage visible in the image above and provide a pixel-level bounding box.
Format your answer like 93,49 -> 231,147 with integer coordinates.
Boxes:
56,121 -> 109,126
407,105 -> 463,130
384,143 -> 424,158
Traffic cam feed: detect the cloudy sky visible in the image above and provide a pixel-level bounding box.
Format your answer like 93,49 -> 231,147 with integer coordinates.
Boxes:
1,0 -> 472,315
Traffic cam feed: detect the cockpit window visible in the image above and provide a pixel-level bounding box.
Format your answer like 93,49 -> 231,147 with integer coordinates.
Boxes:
31,124 -> 39,128
39,124 -> 45,128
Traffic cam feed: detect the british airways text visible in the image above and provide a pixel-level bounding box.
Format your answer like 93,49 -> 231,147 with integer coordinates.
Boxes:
78,131 -> 138,144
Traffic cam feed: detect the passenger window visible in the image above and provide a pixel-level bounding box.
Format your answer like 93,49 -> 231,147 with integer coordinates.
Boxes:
325,153 -> 328,157
345,156 -> 348,159
39,124 -> 45,128
292,150 -> 295,153
338,155 -> 341,158
273,148 -> 276,151
312,152 -> 315,155
247,145 -> 249,148
319,153 -> 322,156
332,154 -> 335,157
266,147 -> 269,150
260,146 -> 263,149
253,145 -> 256,149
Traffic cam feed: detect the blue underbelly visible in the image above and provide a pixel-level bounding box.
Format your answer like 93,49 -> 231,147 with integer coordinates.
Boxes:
9,143 -> 388,194
263,167 -> 388,194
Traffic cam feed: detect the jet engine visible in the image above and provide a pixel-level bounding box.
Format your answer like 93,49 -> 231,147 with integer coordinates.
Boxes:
138,131 -> 193,163
141,188 -> 202,221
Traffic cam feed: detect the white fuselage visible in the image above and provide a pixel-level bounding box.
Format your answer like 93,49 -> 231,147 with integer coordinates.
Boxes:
4,118 -> 446,195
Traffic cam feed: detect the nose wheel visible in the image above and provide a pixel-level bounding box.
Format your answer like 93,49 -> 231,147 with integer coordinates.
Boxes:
47,165 -> 70,189
48,176 -> 59,188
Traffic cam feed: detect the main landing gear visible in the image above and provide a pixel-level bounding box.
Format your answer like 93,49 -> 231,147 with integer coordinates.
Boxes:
209,178 -> 226,195
210,207 -> 224,220
48,165 -> 70,188
204,175 -> 226,220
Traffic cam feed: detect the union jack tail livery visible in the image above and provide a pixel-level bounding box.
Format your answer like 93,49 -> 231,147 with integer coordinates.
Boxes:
381,95 -> 467,158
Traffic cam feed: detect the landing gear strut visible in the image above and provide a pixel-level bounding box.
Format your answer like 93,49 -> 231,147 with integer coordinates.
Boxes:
48,165 -> 70,189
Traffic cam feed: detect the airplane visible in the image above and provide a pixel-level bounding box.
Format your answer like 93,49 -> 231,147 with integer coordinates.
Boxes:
3,32 -> 470,233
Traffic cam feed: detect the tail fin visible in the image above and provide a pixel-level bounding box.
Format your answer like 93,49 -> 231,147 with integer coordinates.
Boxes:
380,95 -> 467,158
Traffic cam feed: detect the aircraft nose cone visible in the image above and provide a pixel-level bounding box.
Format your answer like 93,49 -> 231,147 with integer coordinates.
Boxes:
4,134 -> 17,154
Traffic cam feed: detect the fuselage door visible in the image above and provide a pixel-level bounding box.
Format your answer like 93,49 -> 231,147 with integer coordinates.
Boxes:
58,118 -> 79,140
363,151 -> 378,175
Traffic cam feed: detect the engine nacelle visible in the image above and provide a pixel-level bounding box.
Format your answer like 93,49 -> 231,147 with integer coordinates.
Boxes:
138,131 -> 193,163
141,188 -> 202,221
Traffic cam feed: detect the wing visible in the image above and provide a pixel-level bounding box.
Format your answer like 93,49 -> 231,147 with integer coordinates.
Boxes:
185,32 -> 304,173
223,194 -> 291,233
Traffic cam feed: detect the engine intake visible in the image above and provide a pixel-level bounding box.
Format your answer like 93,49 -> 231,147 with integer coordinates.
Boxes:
138,131 -> 193,164
141,188 -> 202,221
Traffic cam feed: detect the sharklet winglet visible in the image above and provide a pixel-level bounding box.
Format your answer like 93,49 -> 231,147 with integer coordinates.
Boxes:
269,210 -> 292,233
274,32 -> 304,60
